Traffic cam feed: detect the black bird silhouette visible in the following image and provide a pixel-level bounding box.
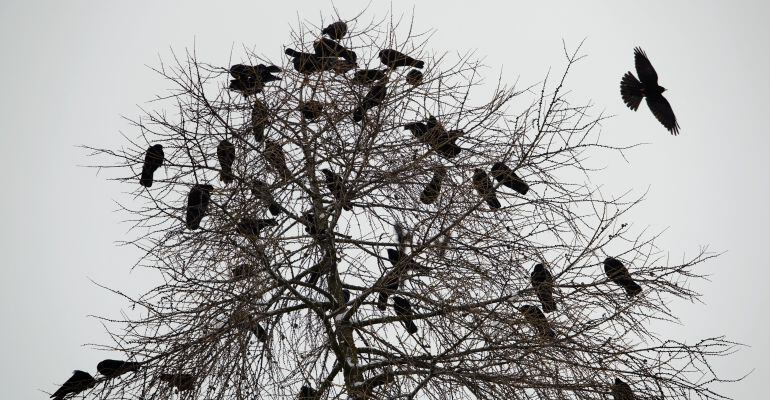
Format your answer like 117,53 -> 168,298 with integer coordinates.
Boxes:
420,165 -> 447,204
322,21 -> 348,40
139,144 -> 164,187
298,385 -> 318,400
299,100 -> 324,121
216,139 -> 236,184
228,64 -> 281,95
252,180 -> 281,216
490,162 -> 529,195
387,248 -> 428,275
263,139 -> 292,180
620,47 -> 680,135
97,359 -> 141,379
519,305 -> 556,340
351,69 -> 387,85
321,168 -> 353,210
186,184 -> 213,230
611,378 -> 635,400
237,218 -> 278,237
252,100 -> 269,142
285,48 -> 338,74
604,257 -> 642,297
51,370 -> 96,400
158,373 -> 195,392
392,296 -> 418,334
405,69 -> 423,86
379,49 -> 424,69
531,264 -> 557,313
472,169 -> 501,210
306,251 -> 334,286
313,38 -> 357,63
252,322 -> 268,343
231,263 -> 255,279
301,211 -> 324,237
425,116 -> 462,158
353,83 -> 387,122
377,275 -> 399,311
342,289 -> 351,303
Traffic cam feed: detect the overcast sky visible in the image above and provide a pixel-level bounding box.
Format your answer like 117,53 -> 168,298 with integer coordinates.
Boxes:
0,1 -> 767,399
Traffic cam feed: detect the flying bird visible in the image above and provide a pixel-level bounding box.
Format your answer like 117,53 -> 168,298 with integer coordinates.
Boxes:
392,296 -> 418,334
139,144 -> 164,187
313,38 -> 357,63
97,359 -> 141,379
50,370 -> 96,400
611,378 -> 635,400
519,305 -> 556,340
531,264 -> 557,312
263,139 -> 292,180
353,83 -> 387,122
251,180 -> 281,216
603,257 -> 642,297
186,184 -> 213,230
237,217 -> 278,237
472,169 -> 501,210
158,373 -> 195,392
299,100 -> 324,121
420,165 -> 447,204
352,69 -> 387,85
620,47 -> 680,135
321,168 -> 353,211
379,49 -> 424,69
490,162 -> 529,195
322,21 -> 348,40
405,69 -> 423,86
252,100 -> 269,142
216,139 -> 236,184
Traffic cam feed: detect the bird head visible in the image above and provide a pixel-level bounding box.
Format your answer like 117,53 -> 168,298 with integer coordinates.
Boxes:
284,48 -> 299,57
534,263 -> 545,273
320,168 -> 333,178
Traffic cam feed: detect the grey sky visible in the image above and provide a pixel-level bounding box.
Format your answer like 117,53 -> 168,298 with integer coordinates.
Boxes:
0,1 -> 767,398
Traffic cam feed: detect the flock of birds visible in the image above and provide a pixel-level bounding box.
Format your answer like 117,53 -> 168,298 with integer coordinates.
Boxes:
51,19 -> 681,400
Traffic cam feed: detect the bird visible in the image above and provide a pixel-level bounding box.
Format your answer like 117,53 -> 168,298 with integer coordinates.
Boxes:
252,100 -> 269,142
519,305 -> 556,340
313,37 -> 357,63
216,139 -> 236,184
342,289 -> 351,303
231,263 -> 255,279
299,100 -> 324,121
252,322 -> 268,343
424,116 -> 462,158
531,264 -> 557,313
228,64 -> 281,95
321,168 -> 353,210
377,275 -> 400,311
386,248 -> 428,275
186,184 -> 213,230
251,180 -> 281,216
611,378 -> 635,400
237,217 -> 278,237
139,144 -> 164,187
392,296 -> 418,334
379,49 -> 424,69
50,370 -> 96,400
285,48 -> 337,74
472,169 -> 501,210
603,257 -> 642,297
301,210 -> 325,237
405,69 -> 423,86
158,373 -> 195,392
322,21 -> 348,40
620,47 -> 680,135
97,359 -> 141,379
351,69 -> 387,85
490,162 -> 529,195
420,165 -> 447,204
353,83 -> 387,122
263,139 -> 292,180
298,385 -> 318,400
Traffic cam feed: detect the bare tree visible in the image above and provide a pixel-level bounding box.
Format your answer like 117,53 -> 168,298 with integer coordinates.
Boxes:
75,11 -> 738,400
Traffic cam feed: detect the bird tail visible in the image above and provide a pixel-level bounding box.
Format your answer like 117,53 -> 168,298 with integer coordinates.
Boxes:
139,169 -> 154,187
220,168 -> 234,184
511,179 -> 529,196
404,320 -> 418,335
414,60 -> 425,69
620,72 -> 644,111
487,196 -> 501,210
624,281 -> 642,297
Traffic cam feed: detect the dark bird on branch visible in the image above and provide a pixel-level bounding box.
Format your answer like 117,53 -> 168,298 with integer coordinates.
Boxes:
97,359 -> 141,379
158,373 -> 195,392
387,248 -> 428,275
405,69 -> 423,86
252,100 -> 269,142
352,69 -> 387,85
263,139 -> 292,180
216,139 -> 236,184
420,165 -> 447,204
186,184 -> 213,230
298,385 -> 318,400
228,64 -> 281,95
490,162 -> 529,195
603,257 -> 642,297
531,263 -> 557,313
379,49 -> 424,69
377,274 -> 400,311
285,48 -> 339,74
342,289 -> 351,303
611,378 -> 636,400
425,116 -> 462,158
392,296 -> 418,335
306,251 -> 334,286
231,263 -> 255,279
321,168 -> 353,211
472,169 -> 501,210
237,218 -> 278,237
322,21 -> 348,40
353,82 -> 387,122
620,47 -> 680,135
299,100 -> 324,121
301,211 -> 324,237
50,370 -> 96,400
139,144 -> 164,187
251,180 -> 281,216
313,38 -> 357,63
519,305 -> 556,340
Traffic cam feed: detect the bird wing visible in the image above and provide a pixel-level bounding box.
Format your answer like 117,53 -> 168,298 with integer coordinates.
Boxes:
646,95 -> 680,135
634,47 -> 658,85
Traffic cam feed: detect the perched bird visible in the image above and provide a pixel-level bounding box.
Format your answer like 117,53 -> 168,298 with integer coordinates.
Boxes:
299,100 -> 324,121
405,69 -> 423,86
403,121 -> 427,137
301,210 -> 324,237
313,37 -> 357,63
392,296 -> 418,334
251,180 -> 281,216
216,139 -> 236,184
263,139 -> 292,180
620,47 -> 680,135
322,21 -> 348,40
519,305 -> 556,340
531,264 -> 556,313
237,217 -> 278,237
97,359 -> 141,379
158,373 -> 195,392
285,48 -> 337,74
386,248 -> 428,275
252,100 -> 269,142
51,370 -> 96,400
186,184 -> 213,230
298,385 -> 318,400
420,165 -> 447,204
231,263 -> 255,279
611,378 -> 635,400
139,144 -> 164,187
490,162 -> 529,195
603,257 -> 642,297
377,275 -> 400,311
330,58 -> 357,75
351,69 -> 387,85
379,49 -> 424,69
341,289 -> 351,303
472,169 -> 501,210
409,116 -> 462,158
321,168 -> 353,210
228,64 -> 281,95
353,83 -> 387,122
